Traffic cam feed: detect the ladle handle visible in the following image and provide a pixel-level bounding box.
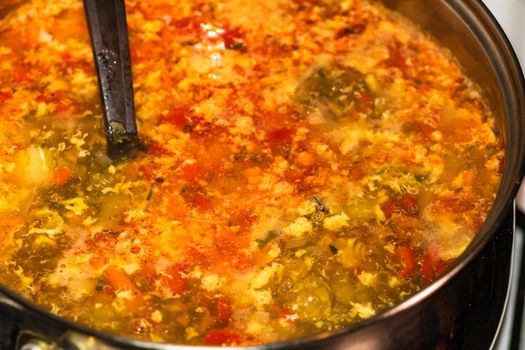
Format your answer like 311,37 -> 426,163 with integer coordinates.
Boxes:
83,0 -> 139,160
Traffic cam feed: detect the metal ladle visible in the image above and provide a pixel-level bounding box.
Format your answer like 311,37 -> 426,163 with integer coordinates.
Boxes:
83,0 -> 141,161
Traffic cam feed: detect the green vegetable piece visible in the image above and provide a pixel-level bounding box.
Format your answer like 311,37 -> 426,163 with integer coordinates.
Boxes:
146,187 -> 154,200
295,64 -> 374,120
256,230 -> 279,247
414,174 -> 428,182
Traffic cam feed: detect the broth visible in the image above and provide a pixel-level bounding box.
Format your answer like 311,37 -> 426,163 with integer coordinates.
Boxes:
0,0 -> 503,345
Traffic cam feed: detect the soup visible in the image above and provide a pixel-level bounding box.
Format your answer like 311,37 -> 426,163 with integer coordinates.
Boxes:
0,0 -> 503,345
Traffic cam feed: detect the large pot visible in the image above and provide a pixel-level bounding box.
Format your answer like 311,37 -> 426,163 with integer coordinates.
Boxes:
1,0 -> 525,349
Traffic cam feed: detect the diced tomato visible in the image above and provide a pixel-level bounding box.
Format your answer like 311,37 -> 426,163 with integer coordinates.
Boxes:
52,166 -> 73,185
141,262 -> 158,279
147,142 -> 172,156
0,91 -> 13,103
266,129 -> 294,142
102,285 -> 116,297
171,17 -> 202,36
89,255 -> 108,269
394,246 -> 416,279
412,121 -> 437,141
400,195 -> 419,216
181,185 -> 212,211
382,200 -> 398,219
12,68 -> 31,83
266,128 -> 294,155
194,193 -> 212,211
35,95 -> 47,103
180,162 -> 205,183
53,103 -> 75,118
386,42 -> 407,72
420,254 -> 435,283
203,329 -> 244,346
160,107 -> 190,129
357,91 -> 374,114
419,247 -> 453,283
215,294 -> 232,326
497,156 -> 505,176
285,167 -> 306,183
228,209 -> 256,231
222,26 -> 246,50
160,273 -> 187,294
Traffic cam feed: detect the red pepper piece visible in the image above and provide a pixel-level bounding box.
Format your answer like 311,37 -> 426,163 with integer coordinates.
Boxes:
160,107 -> 190,129
0,91 -> 13,103
203,329 -> 244,346
400,195 -> 419,216
160,273 -> 187,295
52,166 -> 73,185
215,294 -> 232,326
394,246 -> 416,279
382,200 -> 398,219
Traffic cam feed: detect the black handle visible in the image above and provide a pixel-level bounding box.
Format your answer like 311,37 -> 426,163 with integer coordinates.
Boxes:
83,0 -> 140,160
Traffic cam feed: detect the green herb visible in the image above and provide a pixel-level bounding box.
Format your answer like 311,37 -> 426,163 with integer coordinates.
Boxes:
313,196 -> 330,214
234,145 -> 247,161
256,230 -> 279,247
139,278 -> 148,290
328,244 -> 338,254
95,285 -> 103,292
227,41 -> 247,52
414,174 -> 428,182
181,40 -> 197,46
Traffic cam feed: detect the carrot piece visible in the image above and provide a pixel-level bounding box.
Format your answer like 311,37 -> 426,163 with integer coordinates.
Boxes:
103,265 -> 135,291
103,265 -> 144,309
53,166 -> 73,185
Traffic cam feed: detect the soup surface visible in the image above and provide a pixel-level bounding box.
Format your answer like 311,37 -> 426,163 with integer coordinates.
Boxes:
0,0 -> 503,345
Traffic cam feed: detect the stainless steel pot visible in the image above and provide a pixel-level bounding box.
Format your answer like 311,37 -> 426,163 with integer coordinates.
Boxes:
1,0 -> 524,349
